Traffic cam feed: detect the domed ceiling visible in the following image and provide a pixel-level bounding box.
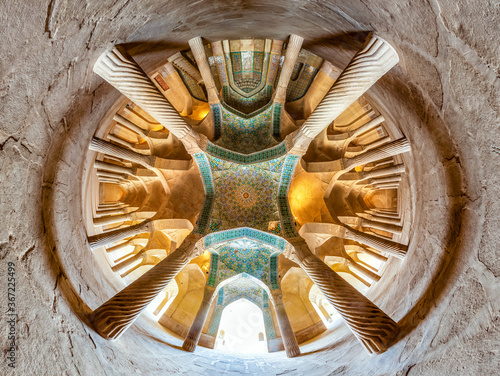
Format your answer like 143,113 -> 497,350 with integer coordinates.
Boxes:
83,33 -> 411,357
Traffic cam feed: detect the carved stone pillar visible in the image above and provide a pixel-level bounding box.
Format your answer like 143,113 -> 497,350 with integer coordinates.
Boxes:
361,213 -> 401,226
344,138 -> 410,170
168,52 -> 204,83
347,259 -> 381,282
94,160 -> 137,175
343,226 -> 407,259
93,213 -> 134,227
113,113 -> 149,137
274,35 -> 304,103
105,239 -> 133,255
361,164 -> 405,180
290,34 -> 399,154
89,234 -> 204,340
270,290 -> 301,358
96,170 -> 127,181
188,37 -> 220,104
88,220 -> 152,250
90,137 -> 150,167
182,285 -> 216,352
96,207 -> 128,216
361,219 -> 403,235
93,46 -> 203,153
284,239 -> 399,354
371,183 -> 400,190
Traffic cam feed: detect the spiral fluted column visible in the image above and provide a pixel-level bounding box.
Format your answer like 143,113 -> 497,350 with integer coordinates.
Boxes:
343,226 -> 407,259
89,234 -> 204,340
94,159 -> 136,175
93,46 -> 203,153
90,137 -> 151,167
274,35 -> 304,103
270,290 -> 301,358
284,239 -> 399,354
361,219 -> 403,235
93,213 -> 134,226
182,285 -> 216,352
290,34 -> 399,154
361,164 -> 405,180
344,138 -> 410,170
188,37 -> 220,104
88,220 -> 152,250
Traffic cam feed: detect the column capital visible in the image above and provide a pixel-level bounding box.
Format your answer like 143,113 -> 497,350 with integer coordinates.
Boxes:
179,129 -> 208,155
177,233 -> 205,259
283,237 -> 314,265
285,130 -> 313,156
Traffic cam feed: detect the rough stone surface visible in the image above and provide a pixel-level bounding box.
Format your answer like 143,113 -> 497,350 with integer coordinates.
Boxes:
0,1 -> 498,375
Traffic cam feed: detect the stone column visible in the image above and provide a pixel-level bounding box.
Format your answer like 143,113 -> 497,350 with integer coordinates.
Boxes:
182,285 -> 216,352
343,226 -> 407,259
111,251 -> 146,273
88,220 -> 152,250
89,234 -> 204,340
168,51 -> 204,83
362,213 -> 401,226
342,115 -> 384,141
290,34 -> 399,154
359,247 -> 388,262
347,259 -> 381,282
105,239 -> 133,255
188,37 -> 220,104
270,290 -> 301,358
274,35 -> 304,103
93,46 -> 203,153
90,137 -> 151,167
95,160 -> 136,175
96,207 -> 128,216
344,138 -> 410,170
114,113 -> 149,136
284,239 -> 399,354
98,202 -> 127,209
361,219 -> 403,235
98,177 -> 122,184
361,164 -> 405,180
369,175 -> 402,186
96,170 -> 127,181
93,213 -> 134,226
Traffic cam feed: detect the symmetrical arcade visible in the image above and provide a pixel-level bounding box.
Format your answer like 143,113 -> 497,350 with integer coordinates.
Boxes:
83,33 -> 411,357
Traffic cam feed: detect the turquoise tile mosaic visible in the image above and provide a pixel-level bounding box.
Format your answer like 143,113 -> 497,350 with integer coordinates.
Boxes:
192,153 -> 215,235
207,305 -> 224,336
207,155 -> 283,232
205,141 -> 287,165
272,103 -> 283,138
215,103 -> 277,154
214,239 -> 276,285
211,104 -> 222,140
222,85 -> 273,116
203,228 -> 286,251
263,307 -> 277,339
269,252 -> 280,290
277,155 -> 301,238
173,65 -> 207,102
286,63 -> 319,102
207,253 -> 219,287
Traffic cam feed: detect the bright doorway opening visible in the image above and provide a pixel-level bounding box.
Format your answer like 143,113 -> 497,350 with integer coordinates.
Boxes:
214,299 -> 267,354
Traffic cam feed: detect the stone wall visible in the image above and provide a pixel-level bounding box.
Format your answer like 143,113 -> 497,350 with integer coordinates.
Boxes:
0,1 -> 498,375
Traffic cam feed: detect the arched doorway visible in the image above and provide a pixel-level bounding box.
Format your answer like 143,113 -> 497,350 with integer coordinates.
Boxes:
214,299 -> 267,354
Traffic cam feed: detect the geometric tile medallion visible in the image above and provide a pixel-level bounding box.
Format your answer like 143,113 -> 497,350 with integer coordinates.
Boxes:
208,155 -> 285,232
